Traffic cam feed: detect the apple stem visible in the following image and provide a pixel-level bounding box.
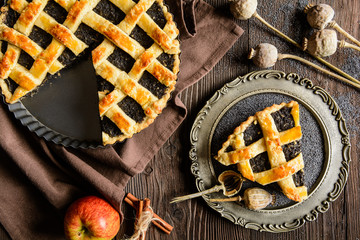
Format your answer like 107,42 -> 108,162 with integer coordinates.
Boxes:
77,227 -> 87,238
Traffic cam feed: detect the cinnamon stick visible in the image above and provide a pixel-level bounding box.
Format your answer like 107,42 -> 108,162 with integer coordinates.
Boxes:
135,200 -> 144,239
135,200 -> 144,225
124,196 -> 136,208
125,193 -> 173,234
141,198 -> 151,239
126,197 -> 171,235
143,198 -> 151,210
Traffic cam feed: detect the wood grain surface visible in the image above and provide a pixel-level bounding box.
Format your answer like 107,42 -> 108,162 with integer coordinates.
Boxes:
118,0 -> 360,239
1,0 -> 359,239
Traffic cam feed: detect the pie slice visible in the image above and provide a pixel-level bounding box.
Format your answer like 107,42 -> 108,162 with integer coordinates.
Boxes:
0,0 -> 180,145
214,101 -> 307,202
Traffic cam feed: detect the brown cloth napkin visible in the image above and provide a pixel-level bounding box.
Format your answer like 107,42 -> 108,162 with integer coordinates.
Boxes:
0,1 -> 243,239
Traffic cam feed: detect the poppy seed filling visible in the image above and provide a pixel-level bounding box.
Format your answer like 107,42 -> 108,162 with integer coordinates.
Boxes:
0,0 -> 180,145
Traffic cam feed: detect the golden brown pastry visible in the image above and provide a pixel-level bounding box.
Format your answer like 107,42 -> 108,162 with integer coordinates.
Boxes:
215,101 -> 307,202
0,0 -> 180,145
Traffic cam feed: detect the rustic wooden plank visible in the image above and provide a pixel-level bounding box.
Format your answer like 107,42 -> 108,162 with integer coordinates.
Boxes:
336,2 -> 360,240
0,225 -> 10,240
119,0 -> 359,239
0,0 -> 358,239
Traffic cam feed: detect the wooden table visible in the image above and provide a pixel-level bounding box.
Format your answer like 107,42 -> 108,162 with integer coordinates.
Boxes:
119,0 -> 360,239
1,0 -> 359,239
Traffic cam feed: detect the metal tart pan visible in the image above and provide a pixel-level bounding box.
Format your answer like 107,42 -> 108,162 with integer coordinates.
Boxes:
7,57 -> 103,149
2,0 -> 180,149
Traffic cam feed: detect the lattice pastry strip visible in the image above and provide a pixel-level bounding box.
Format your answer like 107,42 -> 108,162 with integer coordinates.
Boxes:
215,101 -> 308,202
0,0 -> 63,81
1,0 -> 49,79
51,0 -> 179,83
0,0 -> 94,103
95,56 -> 177,143
89,0 -> 179,144
11,0 -> 87,55
109,0 -> 179,53
0,24 -> 63,75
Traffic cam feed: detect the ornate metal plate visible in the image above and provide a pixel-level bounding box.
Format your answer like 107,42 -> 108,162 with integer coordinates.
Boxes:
189,70 -> 351,232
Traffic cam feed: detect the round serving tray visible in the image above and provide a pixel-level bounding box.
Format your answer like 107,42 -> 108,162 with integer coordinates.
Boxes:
189,70 -> 351,232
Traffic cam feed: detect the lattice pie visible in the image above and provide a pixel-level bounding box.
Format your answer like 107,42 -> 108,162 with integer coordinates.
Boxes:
0,0 -> 180,145
215,101 -> 307,202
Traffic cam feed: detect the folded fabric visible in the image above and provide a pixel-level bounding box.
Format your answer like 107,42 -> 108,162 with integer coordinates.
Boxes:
0,0 -> 243,239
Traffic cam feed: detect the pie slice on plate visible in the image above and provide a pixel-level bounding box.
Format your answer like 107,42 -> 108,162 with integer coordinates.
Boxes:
215,101 -> 307,202
0,0 -> 180,145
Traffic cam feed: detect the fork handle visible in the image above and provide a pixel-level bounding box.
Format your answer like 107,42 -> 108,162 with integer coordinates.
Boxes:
170,185 -> 224,203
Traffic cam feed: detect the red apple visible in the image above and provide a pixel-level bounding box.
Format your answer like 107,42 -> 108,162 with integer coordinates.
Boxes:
64,196 -> 120,240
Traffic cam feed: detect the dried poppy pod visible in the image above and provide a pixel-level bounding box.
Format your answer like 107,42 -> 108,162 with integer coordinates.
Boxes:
303,29 -> 338,57
228,0 -> 358,85
248,43 -> 360,89
304,3 -> 334,30
229,0 -> 257,20
303,29 -> 360,57
248,43 -> 278,68
304,3 -> 360,47
209,187 -> 275,210
242,188 -> 274,210
170,170 -> 244,203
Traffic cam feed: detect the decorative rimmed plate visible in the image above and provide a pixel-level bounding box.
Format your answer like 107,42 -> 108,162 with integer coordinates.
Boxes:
189,70 -> 351,232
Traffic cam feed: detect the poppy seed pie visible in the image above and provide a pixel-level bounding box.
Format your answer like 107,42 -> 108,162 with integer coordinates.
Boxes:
0,0 -> 180,145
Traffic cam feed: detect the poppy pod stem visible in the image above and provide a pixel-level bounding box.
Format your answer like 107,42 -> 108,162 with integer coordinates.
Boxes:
329,21 -> 360,47
277,53 -> 360,89
249,43 -> 360,90
338,40 -> 360,52
253,13 -> 358,84
230,0 -> 359,84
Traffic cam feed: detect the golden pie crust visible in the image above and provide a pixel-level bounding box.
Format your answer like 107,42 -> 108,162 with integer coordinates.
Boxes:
0,0 -> 180,145
215,101 -> 307,202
